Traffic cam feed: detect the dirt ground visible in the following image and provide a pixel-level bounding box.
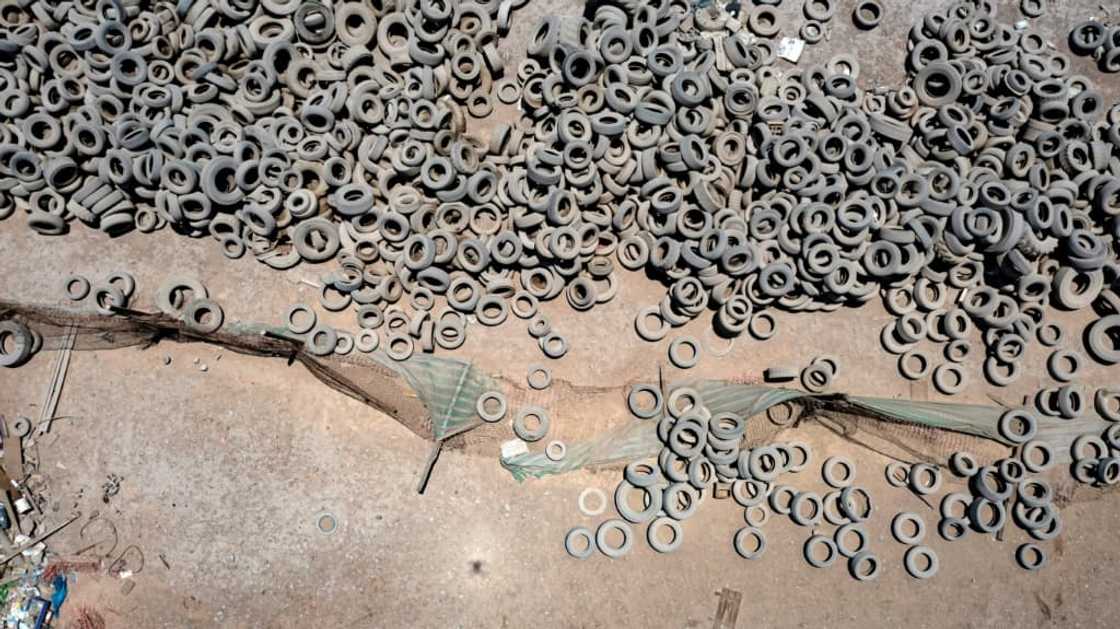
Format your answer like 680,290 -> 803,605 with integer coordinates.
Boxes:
2,0 -> 1120,627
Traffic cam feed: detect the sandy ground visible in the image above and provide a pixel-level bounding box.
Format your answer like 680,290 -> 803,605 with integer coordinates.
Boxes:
2,0 -> 1120,627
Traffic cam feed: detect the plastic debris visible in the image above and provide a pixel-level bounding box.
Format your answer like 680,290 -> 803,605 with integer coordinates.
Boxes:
49,574 -> 67,618
500,439 -> 529,460
777,37 -> 805,62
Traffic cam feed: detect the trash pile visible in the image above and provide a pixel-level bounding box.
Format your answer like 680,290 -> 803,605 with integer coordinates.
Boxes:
0,301 -> 144,626
0,409 -> 81,626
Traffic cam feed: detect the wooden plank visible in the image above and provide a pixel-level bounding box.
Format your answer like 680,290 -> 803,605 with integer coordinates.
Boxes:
1,415 -> 22,485
713,587 -> 742,629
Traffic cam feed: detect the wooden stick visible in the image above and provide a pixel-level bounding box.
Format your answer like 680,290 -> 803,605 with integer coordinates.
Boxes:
41,326 -> 76,434
0,512 -> 81,566
415,441 -> 444,495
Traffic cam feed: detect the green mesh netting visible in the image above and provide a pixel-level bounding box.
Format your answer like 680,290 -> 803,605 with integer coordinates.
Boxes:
3,300 -> 1109,488
500,384 -> 1109,481
0,299 -> 495,442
